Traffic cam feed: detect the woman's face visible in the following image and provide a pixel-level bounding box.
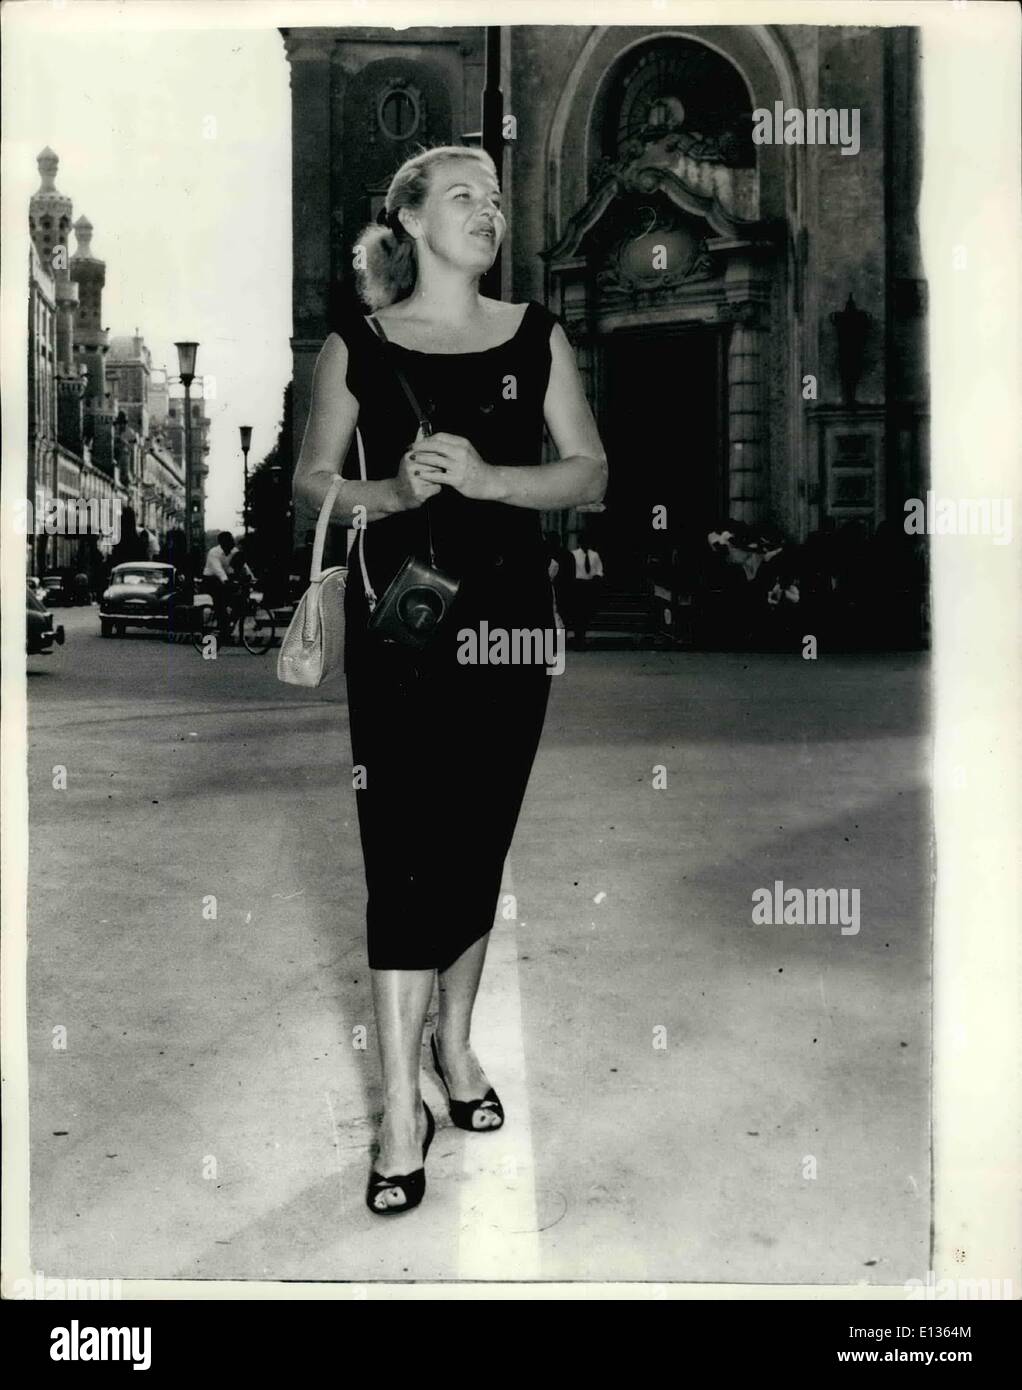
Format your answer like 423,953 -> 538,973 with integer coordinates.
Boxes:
404,158 -> 505,274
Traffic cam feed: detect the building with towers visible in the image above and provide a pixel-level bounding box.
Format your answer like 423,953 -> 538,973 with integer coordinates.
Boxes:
69,214 -> 118,477
26,147 -> 187,578
28,238 -> 58,576
28,146 -> 77,379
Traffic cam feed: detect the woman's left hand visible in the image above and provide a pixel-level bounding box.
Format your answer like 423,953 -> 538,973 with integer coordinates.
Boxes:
408,433 -> 500,501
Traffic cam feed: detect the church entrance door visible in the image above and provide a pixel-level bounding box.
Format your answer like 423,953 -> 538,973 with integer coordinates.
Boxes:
598,325 -> 727,596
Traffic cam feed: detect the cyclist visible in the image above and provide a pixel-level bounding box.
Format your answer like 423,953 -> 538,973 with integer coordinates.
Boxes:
203,532 -> 255,641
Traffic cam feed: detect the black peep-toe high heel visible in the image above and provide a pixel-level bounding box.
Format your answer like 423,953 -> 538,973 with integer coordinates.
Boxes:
430,1033 -> 505,1133
365,1101 -> 435,1216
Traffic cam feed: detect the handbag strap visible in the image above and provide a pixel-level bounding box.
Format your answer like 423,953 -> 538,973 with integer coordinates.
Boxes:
366,313 -> 437,568
308,427 -> 378,612
354,427 -> 378,611
309,474 -> 343,581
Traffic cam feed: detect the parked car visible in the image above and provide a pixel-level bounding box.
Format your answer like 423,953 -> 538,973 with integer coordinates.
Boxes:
27,584 -> 65,655
40,573 -> 70,607
99,561 -> 194,637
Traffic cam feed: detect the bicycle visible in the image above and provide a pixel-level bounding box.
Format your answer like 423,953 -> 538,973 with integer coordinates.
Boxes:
190,580 -> 275,655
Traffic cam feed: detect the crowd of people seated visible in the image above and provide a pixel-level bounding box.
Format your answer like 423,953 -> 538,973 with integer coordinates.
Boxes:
652,516 -> 929,652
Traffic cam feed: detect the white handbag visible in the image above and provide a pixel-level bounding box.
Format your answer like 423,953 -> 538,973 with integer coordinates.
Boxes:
276,428 -> 377,687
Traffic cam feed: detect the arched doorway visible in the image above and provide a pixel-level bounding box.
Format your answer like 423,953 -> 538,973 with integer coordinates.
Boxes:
542,33 -> 793,620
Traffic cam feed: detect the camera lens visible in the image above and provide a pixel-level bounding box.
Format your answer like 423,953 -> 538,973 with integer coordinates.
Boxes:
398,585 -> 444,632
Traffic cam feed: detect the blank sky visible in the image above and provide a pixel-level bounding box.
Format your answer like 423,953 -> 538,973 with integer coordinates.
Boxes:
6,23 -> 292,531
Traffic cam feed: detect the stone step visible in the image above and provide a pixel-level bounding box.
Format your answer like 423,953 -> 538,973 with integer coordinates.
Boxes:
590,593 -> 653,632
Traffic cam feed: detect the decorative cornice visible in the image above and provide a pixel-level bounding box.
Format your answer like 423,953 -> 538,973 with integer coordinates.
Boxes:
279,28 -> 334,64
542,164 -> 780,265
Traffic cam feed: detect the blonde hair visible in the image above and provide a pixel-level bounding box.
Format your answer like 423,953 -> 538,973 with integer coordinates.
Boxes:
354,144 -> 498,310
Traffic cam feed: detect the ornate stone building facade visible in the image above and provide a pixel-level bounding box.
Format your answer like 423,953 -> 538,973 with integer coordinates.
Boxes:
107,335 -> 191,549
282,24 -> 927,592
27,148 -> 188,575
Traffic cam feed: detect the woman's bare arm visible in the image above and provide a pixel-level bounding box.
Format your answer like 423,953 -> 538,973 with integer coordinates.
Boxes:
486,320 -> 608,509
292,332 -> 405,526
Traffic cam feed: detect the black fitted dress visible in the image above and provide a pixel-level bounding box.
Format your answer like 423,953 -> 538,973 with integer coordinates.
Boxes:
335,299 -> 559,972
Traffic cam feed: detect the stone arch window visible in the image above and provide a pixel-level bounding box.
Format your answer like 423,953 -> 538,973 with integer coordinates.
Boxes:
378,84 -> 420,142
601,37 -> 755,169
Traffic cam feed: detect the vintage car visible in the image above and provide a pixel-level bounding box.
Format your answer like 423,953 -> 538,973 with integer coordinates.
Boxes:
27,584 -> 65,655
99,561 -> 194,637
40,573 -> 70,606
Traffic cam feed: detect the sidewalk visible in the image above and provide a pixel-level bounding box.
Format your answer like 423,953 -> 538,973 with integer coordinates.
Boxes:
26,635 -> 930,1284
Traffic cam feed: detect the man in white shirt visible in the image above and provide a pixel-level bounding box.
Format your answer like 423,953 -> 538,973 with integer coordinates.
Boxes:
570,540 -> 604,581
567,532 -> 605,648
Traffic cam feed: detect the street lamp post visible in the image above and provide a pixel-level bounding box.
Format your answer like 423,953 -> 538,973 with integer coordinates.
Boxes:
239,425 -> 253,542
174,341 -> 198,565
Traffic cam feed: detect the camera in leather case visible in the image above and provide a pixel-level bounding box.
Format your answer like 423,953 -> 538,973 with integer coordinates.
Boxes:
367,554 -> 461,650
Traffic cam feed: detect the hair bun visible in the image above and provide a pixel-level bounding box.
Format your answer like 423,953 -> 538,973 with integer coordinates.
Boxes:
376,205 -> 405,239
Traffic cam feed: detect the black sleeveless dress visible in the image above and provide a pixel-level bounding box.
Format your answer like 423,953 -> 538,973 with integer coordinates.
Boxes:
335,299 -> 559,972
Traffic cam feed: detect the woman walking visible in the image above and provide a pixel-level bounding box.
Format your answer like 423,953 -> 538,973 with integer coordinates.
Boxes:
293,144 -> 606,1215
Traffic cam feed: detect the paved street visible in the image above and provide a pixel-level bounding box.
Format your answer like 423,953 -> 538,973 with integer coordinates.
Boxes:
26,606 -> 931,1285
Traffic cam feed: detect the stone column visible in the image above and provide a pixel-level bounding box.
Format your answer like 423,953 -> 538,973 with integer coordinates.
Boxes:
55,281 -> 78,375
285,31 -> 333,341
722,301 -> 768,524
282,30 -> 334,544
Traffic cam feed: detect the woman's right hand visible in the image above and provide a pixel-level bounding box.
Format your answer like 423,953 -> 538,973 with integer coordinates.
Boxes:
393,430 -> 444,510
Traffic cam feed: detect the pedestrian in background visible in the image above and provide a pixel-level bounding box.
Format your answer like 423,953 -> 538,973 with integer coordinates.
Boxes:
568,529 -> 604,648
107,506 -> 148,572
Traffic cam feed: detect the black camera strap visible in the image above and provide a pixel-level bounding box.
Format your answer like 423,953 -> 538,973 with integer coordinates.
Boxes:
367,314 -> 437,568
